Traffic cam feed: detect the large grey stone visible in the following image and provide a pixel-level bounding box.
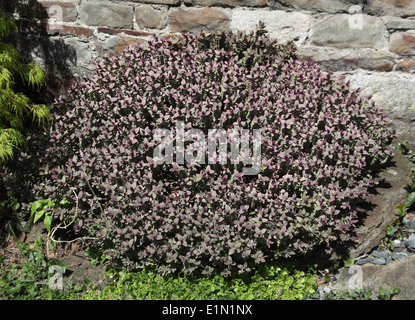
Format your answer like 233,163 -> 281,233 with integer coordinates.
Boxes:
60,251 -> 109,288
342,144 -> 412,259
335,257 -> 415,299
372,257 -> 387,265
297,46 -> 396,72
337,71 -> 415,134
128,0 -> 180,4
406,234 -> 415,248
391,252 -> 408,260
403,215 -> 415,229
230,9 -> 311,44
382,16 -> 415,30
366,0 -> 415,17
80,2 -> 134,29
63,37 -> 94,76
276,0 -> 362,13
168,7 -> 231,33
356,256 -> 375,265
23,1 -> 78,22
135,5 -> 166,29
311,14 -> 386,49
389,31 -> 415,55
372,250 -> 390,259
184,0 -> 267,6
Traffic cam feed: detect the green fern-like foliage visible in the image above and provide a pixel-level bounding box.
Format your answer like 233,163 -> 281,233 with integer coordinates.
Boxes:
0,9 -> 50,165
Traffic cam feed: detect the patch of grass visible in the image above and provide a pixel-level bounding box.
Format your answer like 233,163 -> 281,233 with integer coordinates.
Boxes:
82,264 -> 318,300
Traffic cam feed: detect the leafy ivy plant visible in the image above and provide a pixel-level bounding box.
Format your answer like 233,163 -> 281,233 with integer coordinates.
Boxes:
31,199 -> 54,232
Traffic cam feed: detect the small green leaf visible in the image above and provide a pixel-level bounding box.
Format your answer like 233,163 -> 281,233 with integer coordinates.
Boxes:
31,199 -> 54,216
119,271 -> 131,283
31,200 -> 44,216
33,210 -> 45,223
44,212 -> 52,232
59,199 -> 71,207
405,192 -> 415,208
396,204 -> 405,213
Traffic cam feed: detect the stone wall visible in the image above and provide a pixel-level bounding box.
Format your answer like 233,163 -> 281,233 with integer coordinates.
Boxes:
2,0 -> 415,135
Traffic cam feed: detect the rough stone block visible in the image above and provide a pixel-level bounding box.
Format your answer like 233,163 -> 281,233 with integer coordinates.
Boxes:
64,37 -> 94,69
297,46 -> 396,72
334,256 -> 415,300
382,16 -> 415,30
80,2 -> 134,29
128,0 -> 180,4
61,25 -> 94,37
230,9 -> 310,44
97,27 -> 153,37
389,32 -> 415,55
275,0 -> 358,13
95,35 -> 147,57
366,0 -> 415,17
183,0 -> 266,7
396,57 -> 415,71
135,5 -> 166,29
338,71 -> 415,124
311,14 -> 386,49
168,7 -> 230,33
18,1 -> 78,22
14,19 -> 94,37
39,1 -> 78,22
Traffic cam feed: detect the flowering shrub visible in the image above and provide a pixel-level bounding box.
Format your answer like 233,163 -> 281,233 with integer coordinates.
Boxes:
34,24 -> 394,276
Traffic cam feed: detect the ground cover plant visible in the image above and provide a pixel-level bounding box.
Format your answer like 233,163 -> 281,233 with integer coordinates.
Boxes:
0,236 -> 319,300
83,263 -> 318,300
25,23 -> 395,278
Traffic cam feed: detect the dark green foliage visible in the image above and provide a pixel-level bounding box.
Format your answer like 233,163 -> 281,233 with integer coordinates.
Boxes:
0,9 -> 51,241
0,9 -> 50,165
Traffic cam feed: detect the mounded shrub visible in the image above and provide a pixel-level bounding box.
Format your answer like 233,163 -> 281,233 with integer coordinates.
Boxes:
34,24 -> 395,276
